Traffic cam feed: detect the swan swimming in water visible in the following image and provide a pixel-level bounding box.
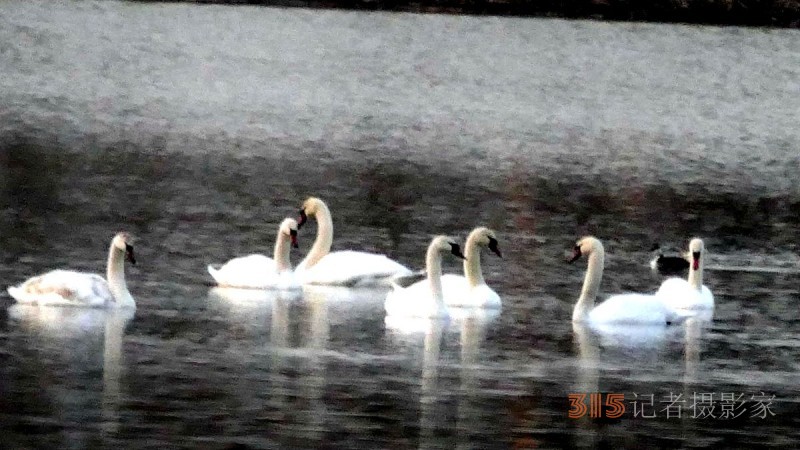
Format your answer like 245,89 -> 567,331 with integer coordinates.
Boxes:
656,238 -> 714,312
294,197 -> 411,286
568,236 -> 674,325
207,218 -> 300,289
385,236 -> 466,318
394,227 -> 503,308
7,232 -> 136,308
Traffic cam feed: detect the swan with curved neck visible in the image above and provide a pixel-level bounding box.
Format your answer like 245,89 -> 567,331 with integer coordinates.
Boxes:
656,238 -> 714,312
207,218 -> 300,289
385,236 -> 466,318
7,232 -> 136,308
436,227 -> 503,308
568,236 -> 672,325
295,197 -> 411,286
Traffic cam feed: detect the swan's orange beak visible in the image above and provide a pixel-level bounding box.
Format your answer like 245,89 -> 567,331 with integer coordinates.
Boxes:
692,251 -> 700,270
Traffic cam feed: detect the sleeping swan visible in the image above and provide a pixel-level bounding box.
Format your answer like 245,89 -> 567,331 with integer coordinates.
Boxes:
207,218 -> 300,289
385,236 -> 466,318
7,232 -> 136,308
294,197 -> 411,286
568,236 -> 672,325
655,238 -> 714,312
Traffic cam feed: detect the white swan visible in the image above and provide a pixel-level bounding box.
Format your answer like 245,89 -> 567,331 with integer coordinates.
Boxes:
294,197 -> 411,286
656,238 -> 714,311
207,218 -> 300,289
435,227 -> 503,308
7,232 -> 136,308
568,236 -> 672,325
385,236 -> 466,318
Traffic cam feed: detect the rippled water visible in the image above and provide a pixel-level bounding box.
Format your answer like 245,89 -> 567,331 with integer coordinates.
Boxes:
1,1 -> 799,448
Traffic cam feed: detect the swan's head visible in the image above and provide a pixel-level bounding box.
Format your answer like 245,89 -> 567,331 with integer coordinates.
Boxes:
432,235 -> 466,260
112,232 -> 136,265
689,238 -> 705,270
471,227 -> 503,258
568,236 -> 601,263
279,218 -> 299,248
297,197 -> 326,229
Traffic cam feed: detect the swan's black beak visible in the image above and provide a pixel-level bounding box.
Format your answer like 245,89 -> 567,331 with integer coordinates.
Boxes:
691,251 -> 700,270
488,237 -> 503,258
298,210 -> 308,229
290,229 -> 299,249
450,243 -> 466,260
567,246 -> 582,264
125,244 -> 136,265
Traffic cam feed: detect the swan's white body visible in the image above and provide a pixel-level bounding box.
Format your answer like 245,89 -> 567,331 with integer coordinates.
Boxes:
441,227 -> 502,308
296,198 -> 411,286
656,238 -> 714,312
570,237 -> 673,325
7,233 -> 136,308
208,218 -> 300,290
385,236 -> 463,318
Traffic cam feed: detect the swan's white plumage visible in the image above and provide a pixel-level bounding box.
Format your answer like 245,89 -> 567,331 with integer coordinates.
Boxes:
385,236 -> 462,319
439,227 -> 503,308
570,236 -> 672,326
296,197 -> 411,286
385,278 -> 448,318
208,254 -> 297,289
297,250 -> 411,286
586,293 -> 672,325
656,238 -> 714,314
8,270 -> 112,307
7,232 -> 135,308
435,274 -> 502,308
657,278 -> 714,310
208,218 -> 300,290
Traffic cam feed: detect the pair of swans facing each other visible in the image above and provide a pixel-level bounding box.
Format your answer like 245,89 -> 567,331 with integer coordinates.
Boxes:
568,236 -> 714,329
7,232 -> 137,309
385,227 -> 503,319
208,197 -> 413,290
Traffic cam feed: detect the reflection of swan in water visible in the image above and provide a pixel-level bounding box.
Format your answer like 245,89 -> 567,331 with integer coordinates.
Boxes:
418,319 -> 445,450
571,322 -> 600,449
207,287 -> 301,340
384,308 -> 500,449
455,314 -> 498,450
7,305 -> 134,436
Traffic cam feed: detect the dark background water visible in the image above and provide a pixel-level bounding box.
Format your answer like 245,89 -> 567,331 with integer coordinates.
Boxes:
1,1 -> 799,448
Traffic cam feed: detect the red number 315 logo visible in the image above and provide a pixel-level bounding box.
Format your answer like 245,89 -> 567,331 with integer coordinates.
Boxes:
568,393 -> 625,419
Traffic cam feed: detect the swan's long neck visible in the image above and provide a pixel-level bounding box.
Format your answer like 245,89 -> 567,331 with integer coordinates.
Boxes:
299,203 -> 333,270
106,244 -> 134,308
426,244 -> 445,310
688,253 -> 704,291
573,247 -> 603,322
463,233 -> 484,288
273,232 -> 292,273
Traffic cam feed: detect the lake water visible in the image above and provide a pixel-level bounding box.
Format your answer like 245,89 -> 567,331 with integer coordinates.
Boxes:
1,1 -> 799,448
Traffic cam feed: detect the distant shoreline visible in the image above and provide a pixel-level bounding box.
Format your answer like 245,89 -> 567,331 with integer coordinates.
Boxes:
134,0 -> 800,28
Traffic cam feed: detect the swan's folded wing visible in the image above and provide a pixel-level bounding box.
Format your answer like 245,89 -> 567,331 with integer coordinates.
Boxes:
208,254 -> 278,288
303,251 -> 411,286
9,270 -> 110,306
589,294 -> 668,325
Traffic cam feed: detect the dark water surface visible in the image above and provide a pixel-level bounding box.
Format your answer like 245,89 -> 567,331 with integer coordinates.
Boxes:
1,1 -> 799,448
